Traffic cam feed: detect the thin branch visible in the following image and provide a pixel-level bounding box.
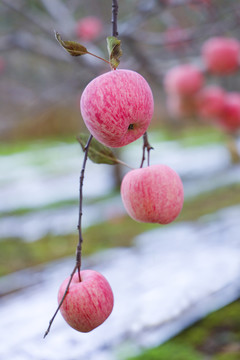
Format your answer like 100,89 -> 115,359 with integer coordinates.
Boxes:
76,134 -> 93,280
44,134 -> 93,338
112,0 -> 119,37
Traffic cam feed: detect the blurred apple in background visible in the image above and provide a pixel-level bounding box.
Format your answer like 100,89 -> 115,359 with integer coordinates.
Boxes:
202,37 -> 240,74
197,86 -> 226,120
163,26 -> 187,52
167,93 -> 198,118
215,92 -> 240,132
75,16 -> 103,41
164,64 -> 204,96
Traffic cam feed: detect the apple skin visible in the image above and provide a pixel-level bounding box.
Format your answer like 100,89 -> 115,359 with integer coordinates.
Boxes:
80,69 -> 154,147
197,86 -> 225,119
75,16 -> 103,41
58,270 -> 114,333
215,92 -> 240,132
202,37 -> 240,74
164,64 -> 204,96
121,164 -> 184,224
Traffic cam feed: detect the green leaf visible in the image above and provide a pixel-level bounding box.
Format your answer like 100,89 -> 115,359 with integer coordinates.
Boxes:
77,133 -> 119,165
107,36 -> 122,69
55,31 -> 89,57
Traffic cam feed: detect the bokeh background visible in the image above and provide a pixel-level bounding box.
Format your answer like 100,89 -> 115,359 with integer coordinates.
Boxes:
0,1 -> 240,359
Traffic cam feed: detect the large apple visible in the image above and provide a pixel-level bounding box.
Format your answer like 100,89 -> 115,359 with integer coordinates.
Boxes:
202,37 -> 240,74
121,164 -> 184,224
58,270 -> 114,332
164,64 -> 204,96
80,69 -> 154,147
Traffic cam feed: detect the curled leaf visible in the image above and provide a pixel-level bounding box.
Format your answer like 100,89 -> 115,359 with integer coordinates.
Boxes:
55,31 -> 88,56
77,133 -> 119,165
107,36 -> 122,69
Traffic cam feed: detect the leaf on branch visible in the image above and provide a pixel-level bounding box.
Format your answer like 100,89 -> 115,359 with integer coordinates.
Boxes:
107,36 -> 122,69
77,133 -> 119,165
55,31 -> 89,57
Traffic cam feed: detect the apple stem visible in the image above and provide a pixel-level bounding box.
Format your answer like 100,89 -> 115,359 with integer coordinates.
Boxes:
43,263 -> 78,338
86,52 -> 112,66
140,132 -> 154,168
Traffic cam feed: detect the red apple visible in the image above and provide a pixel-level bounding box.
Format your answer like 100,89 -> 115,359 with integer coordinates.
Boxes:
58,270 -> 114,332
80,69 -> 154,147
215,92 -> 240,132
202,37 -> 240,74
75,16 -> 103,41
197,86 -> 225,119
164,64 -> 204,96
121,164 -> 184,224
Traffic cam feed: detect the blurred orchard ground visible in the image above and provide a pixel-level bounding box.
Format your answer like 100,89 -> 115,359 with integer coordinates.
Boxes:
1,1 -> 240,360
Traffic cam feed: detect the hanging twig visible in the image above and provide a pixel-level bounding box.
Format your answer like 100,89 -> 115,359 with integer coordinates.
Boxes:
140,132 -> 154,168
44,0 -> 119,339
112,0 -> 119,37
76,134 -> 93,280
44,134 -> 93,337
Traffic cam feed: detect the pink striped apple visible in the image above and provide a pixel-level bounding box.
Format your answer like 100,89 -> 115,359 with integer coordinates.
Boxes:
121,164 -> 184,224
80,69 -> 154,147
202,37 -> 240,74
58,270 -> 114,332
164,64 -> 204,96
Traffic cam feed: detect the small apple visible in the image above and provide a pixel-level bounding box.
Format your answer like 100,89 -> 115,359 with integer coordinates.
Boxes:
80,69 -> 154,147
58,270 -> 114,332
197,86 -> 225,119
75,16 -> 103,41
202,37 -> 240,74
121,164 -> 184,224
164,64 -> 204,96
215,92 -> 240,132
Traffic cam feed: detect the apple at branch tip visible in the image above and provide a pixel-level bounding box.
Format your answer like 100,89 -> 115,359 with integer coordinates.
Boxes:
58,270 -> 114,333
